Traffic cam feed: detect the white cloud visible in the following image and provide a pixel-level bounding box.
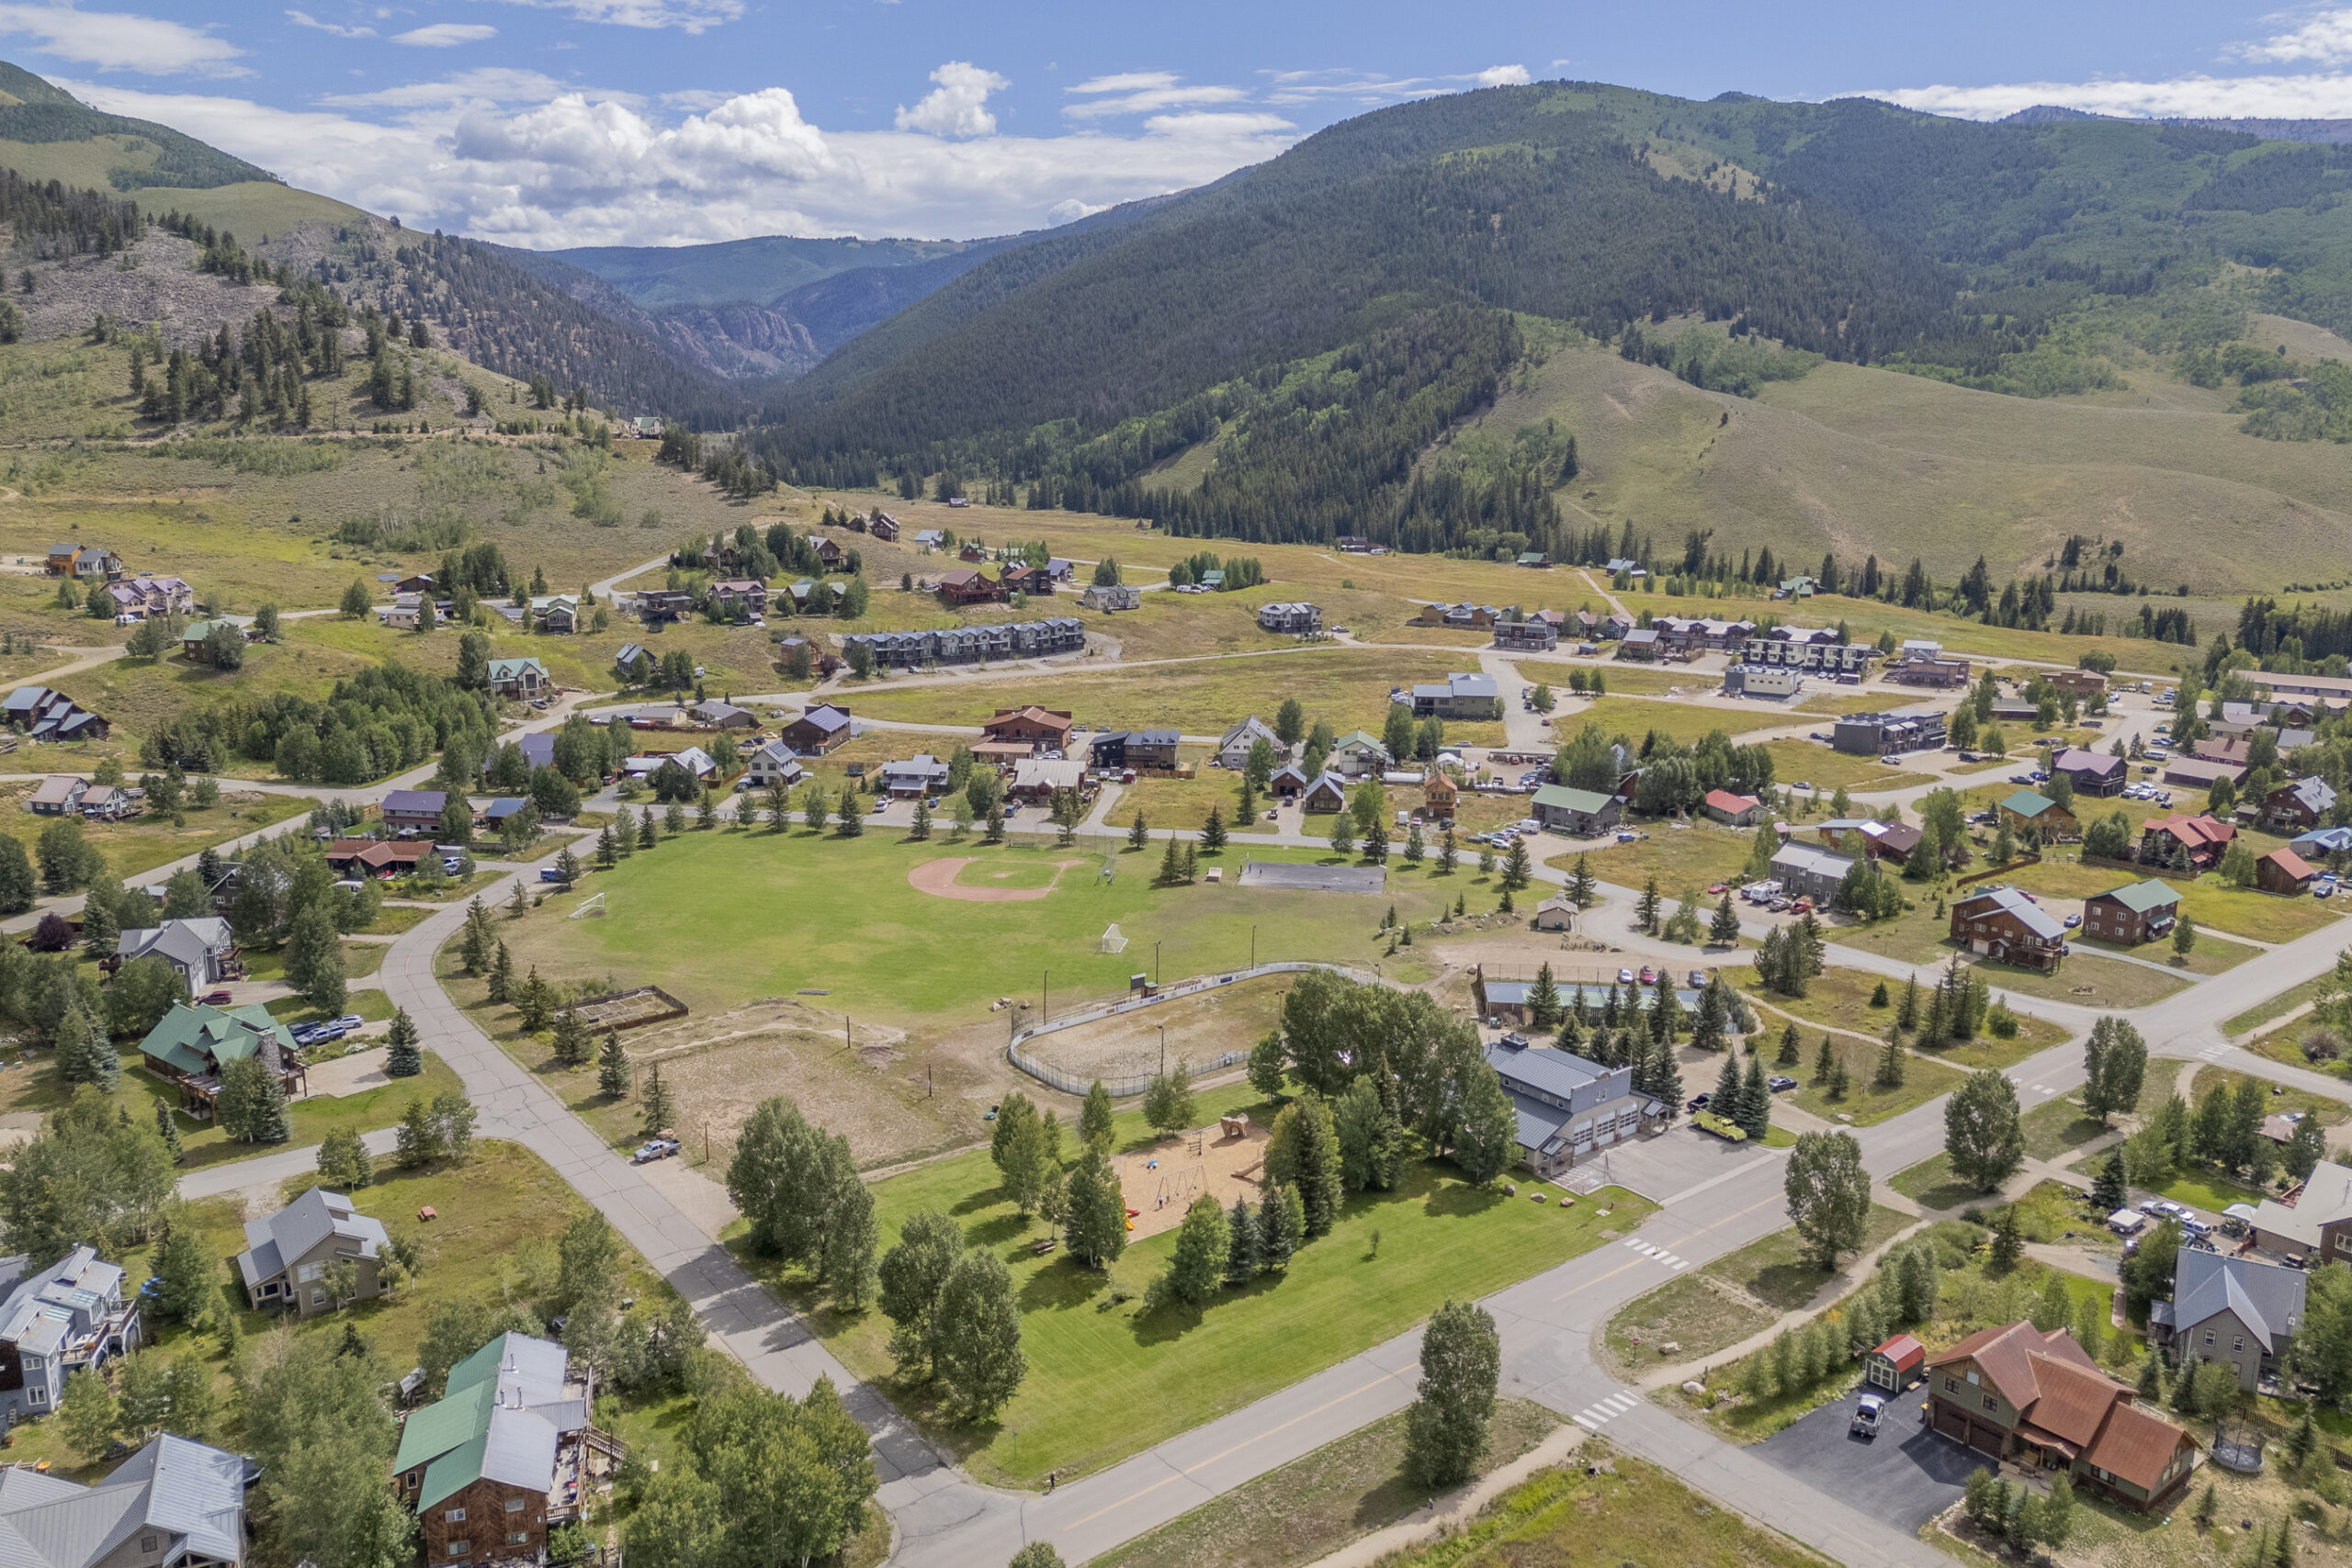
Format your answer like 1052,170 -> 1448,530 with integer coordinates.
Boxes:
287,9 -> 375,38
1143,111 -> 1295,137
320,67 -> 572,107
1069,72 -> 1180,96
1064,77 -> 1249,119
473,0 -> 741,33
1476,63 -> 1531,87
1863,72 -> 2352,122
894,60 -> 1008,138
393,22 -> 496,46
0,4 -> 243,74
2237,6 -> 2352,65
66,75 -> 1302,246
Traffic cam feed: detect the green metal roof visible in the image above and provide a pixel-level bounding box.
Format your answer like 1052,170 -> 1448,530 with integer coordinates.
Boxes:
2000,789 -> 2058,818
2098,879 -> 2181,914
394,1376 -> 498,1510
137,1001 -> 294,1077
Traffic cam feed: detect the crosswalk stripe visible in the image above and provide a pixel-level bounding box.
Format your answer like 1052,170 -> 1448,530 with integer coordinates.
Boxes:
1572,1414 -> 1600,1429
1670,1259 -> 1692,1270
1623,1237 -> 1645,1249
1605,1393 -> 1638,1412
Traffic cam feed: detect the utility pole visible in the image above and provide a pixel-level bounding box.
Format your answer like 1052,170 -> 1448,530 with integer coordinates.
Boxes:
1250,924 -> 1257,970
1043,967 -> 1050,1024
1155,939 -> 1161,987
1159,1024 -> 1166,1077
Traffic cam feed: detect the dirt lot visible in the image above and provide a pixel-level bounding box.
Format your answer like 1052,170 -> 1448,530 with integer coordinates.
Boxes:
1117,1118 -> 1272,1242
1023,975 -> 1288,1083
621,997 -> 981,1168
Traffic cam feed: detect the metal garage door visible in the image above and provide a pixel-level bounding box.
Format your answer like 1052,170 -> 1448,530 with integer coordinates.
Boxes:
1970,1421 -> 2004,1457
1938,1406 -> 1970,1444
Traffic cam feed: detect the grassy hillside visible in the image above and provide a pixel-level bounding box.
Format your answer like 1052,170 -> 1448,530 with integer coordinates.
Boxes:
537,234 -> 977,310
1487,338 -> 2352,592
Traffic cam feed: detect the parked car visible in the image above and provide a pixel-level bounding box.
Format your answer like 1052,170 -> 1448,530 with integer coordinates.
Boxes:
631,1138 -> 681,1164
1850,1393 -> 1887,1438
1791,781 -> 1814,792
1617,967 -> 1635,984
1687,969 -> 1706,988
334,1014 -> 364,1031
1637,965 -> 1657,985
1768,1075 -> 1799,1093
2064,913 -> 2083,928
198,989 -> 233,1007
1685,1094 -> 1712,1113
2321,884 -> 2336,899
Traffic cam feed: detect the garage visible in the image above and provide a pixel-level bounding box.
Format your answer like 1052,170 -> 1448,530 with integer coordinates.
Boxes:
1970,1421 -> 2004,1458
1937,1405 -> 1969,1444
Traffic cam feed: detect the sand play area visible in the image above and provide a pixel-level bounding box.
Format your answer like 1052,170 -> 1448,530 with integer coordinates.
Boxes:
908,856 -> 1089,902
1117,1116 -> 1273,1242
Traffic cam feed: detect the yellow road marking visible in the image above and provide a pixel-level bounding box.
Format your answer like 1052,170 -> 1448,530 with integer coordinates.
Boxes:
1058,1370 -> 1409,1533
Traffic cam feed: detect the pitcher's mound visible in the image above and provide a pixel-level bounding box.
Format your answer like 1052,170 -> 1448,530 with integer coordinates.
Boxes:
907,856 -> 1086,902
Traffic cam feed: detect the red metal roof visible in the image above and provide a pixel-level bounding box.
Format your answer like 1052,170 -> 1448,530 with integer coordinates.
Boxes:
1871,1333 -> 1924,1371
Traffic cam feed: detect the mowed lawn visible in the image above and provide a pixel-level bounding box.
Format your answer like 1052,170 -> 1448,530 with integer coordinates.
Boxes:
763,1086 -> 1653,1487
492,827 -> 1457,1023
1559,695 -> 1787,748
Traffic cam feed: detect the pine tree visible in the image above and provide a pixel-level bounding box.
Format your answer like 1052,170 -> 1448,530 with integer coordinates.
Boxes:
1876,1022 -> 1906,1089
1897,974 -> 1920,1030
384,1008 -> 423,1077
1258,1180 -> 1297,1270
640,1063 -> 675,1136
487,940 -> 514,1004
597,1032 -> 630,1099
1776,1021 -> 1802,1066
1737,1054 -> 1770,1140
1225,1196 -> 1260,1285
1813,1034 -> 1837,1082
550,1007 -> 592,1066
1636,875 -> 1662,933
1713,1050 -> 1743,1113
1710,891 -> 1742,946
153,1100 -> 182,1163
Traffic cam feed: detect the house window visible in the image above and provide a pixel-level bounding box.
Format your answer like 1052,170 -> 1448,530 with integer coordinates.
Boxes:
2234,1337 -> 2245,1353
28,1387 -> 44,1405
296,1262 -> 322,1284
1944,1376 -> 1959,1394
446,1509 -> 466,1523
1982,1395 -> 1997,1413
505,1499 -> 525,1513
509,1534 -> 530,1547
2202,1329 -> 2214,1346
447,1546 -> 469,1558
141,1538 -> 156,1554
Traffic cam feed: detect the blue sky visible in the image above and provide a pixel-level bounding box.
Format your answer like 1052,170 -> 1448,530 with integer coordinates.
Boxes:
7,0 -> 2352,247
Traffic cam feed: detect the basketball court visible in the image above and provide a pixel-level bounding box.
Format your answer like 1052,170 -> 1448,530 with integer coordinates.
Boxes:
1236,860 -> 1386,894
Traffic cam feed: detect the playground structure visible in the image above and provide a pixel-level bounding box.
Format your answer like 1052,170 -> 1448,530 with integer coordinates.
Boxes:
1114,1114 -> 1269,1243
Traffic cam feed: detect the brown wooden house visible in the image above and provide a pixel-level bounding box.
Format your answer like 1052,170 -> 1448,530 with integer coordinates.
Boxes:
1925,1321 -> 2197,1512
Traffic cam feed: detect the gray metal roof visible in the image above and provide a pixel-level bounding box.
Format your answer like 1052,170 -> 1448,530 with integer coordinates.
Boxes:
1956,885 -> 2067,941
235,1188 -> 387,1287
0,1434 -> 245,1568
1486,1043 -> 1610,1100
2170,1249 -> 2304,1350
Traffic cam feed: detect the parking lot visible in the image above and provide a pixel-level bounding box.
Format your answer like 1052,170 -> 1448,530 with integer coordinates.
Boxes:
1553,1117 -> 1776,1202
1753,1386 -> 1980,1531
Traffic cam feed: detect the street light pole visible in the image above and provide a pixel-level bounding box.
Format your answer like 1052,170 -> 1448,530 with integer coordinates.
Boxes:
1155,940 -> 1162,987
1159,1024 -> 1166,1077
1043,967 -> 1050,1023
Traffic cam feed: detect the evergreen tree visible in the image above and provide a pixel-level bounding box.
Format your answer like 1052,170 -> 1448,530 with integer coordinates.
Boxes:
1710,892 -> 1742,946
1737,1054 -> 1770,1140
597,1032 -> 630,1099
153,1099 -> 182,1162
1776,1021 -> 1802,1066
1166,1195 -> 1231,1305
1225,1196 -> 1260,1285
1813,1034 -> 1837,1083
640,1063 -> 675,1136
1636,875 -> 1661,934
1876,1022 -> 1907,1089
385,1008 -> 423,1077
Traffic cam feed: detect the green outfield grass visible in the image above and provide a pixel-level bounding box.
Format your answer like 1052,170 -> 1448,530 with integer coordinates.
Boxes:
738,1083 -> 1651,1488
487,824 -> 1456,1025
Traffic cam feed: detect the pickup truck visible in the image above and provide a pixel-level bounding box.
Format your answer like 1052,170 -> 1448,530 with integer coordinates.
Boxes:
1692,1110 -> 1748,1142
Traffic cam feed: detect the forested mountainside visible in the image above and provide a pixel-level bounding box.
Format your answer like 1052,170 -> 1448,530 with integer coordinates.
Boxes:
742,79 -> 2352,557
506,202 -> 1172,382
0,62 -> 276,191
537,234 -> 976,310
